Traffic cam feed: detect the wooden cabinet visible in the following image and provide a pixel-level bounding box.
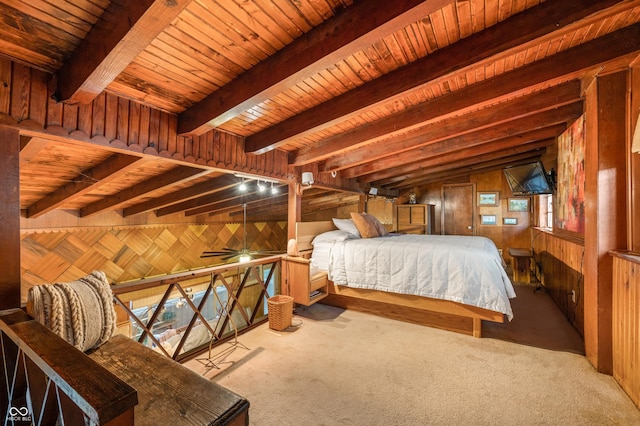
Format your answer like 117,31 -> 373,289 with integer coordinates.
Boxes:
281,256 -> 329,306
396,204 -> 435,234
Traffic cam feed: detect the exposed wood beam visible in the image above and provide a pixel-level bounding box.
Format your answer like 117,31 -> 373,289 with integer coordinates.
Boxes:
312,19 -> 640,169
122,174 -> 238,217
0,126 -> 20,309
388,152 -> 546,189
156,185 -> 250,217
357,124 -> 567,183
246,0 -> 624,154
79,167 -> 212,217
365,134 -> 557,186
177,0 -> 453,135
56,0 -> 191,104
185,187 -> 288,217
321,83 -> 583,172
26,154 -> 146,218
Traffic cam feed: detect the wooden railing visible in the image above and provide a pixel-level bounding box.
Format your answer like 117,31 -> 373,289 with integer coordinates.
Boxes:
111,255 -> 281,362
0,309 -> 137,425
611,250 -> 640,409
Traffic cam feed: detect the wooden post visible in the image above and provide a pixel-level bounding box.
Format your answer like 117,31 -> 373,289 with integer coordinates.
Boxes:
288,181 -> 301,240
583,70 -> 629,374
0,126 -> 21,309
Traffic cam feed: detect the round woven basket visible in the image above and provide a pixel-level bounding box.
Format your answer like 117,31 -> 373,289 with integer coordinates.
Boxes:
267,295 -> 293,331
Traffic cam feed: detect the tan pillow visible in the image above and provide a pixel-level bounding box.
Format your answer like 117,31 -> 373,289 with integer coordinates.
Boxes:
350,212 -> 379,238
363,212 -> 388,236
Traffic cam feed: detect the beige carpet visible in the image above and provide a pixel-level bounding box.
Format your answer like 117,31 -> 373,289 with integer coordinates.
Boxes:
185,286 -> 640,425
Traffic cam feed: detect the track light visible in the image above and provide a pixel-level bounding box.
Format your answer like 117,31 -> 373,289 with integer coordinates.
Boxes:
239,178 -> 247,191
257,181 -> 266,192
271,182 -> 278,195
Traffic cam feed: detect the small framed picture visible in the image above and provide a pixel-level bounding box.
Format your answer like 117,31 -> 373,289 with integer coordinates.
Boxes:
478,191 -> 499,207
503,217 -> 518,225
508,198 -> 530,212
480,214 -> 497,225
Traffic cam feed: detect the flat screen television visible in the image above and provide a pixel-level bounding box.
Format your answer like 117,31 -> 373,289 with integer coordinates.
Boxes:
503,161 -> 554,195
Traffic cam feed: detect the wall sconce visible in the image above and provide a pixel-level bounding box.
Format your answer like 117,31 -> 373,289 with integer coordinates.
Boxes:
296,171 -> 314,195
301,172 -> 314,186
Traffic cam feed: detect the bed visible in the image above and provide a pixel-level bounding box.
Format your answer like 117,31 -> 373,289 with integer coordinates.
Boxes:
295,220 -> 516,337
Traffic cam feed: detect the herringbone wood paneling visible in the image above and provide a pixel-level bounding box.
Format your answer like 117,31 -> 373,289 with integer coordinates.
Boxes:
20,222 -> 287,303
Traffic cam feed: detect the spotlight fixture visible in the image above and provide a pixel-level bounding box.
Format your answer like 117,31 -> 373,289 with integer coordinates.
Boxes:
271,182 -> 278,195
257,181 -> 266,192
239,178 -> 247,191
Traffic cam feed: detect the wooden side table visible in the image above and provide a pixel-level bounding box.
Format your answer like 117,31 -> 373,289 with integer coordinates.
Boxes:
508,248 -> 534,284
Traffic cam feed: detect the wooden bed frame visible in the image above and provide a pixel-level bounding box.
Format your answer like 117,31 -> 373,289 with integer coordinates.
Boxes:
295,221 -> 506,337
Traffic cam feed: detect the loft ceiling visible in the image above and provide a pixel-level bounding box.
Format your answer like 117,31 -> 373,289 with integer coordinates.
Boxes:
3,0 -> 640,221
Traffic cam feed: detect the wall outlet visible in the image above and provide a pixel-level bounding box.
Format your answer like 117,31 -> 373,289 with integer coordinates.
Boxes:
571,289 -> 576,304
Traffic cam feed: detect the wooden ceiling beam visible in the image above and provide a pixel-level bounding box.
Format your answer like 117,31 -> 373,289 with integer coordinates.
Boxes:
387,151 -> 547,190
364,134 -> 557,186
56,0 -> 191,104
246,0 -> 623,154
79,167 -> 212,217
155,182 -> 252,217
322,83 -> 582,172
122,174 -> 238,217
186,187 -> 288,217
177,0 -> 453,135
26,154 -> 146,218
356,124 -> 567,183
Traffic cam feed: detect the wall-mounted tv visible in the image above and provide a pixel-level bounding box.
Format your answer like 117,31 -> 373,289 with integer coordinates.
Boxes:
503,161 -> 554,196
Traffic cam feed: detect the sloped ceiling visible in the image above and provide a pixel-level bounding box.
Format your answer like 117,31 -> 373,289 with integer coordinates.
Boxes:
2,0 -> 640,220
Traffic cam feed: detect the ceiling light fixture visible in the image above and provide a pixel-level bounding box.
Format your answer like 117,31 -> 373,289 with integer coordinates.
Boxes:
239,178 -> 247,191
271,182 -> 278,195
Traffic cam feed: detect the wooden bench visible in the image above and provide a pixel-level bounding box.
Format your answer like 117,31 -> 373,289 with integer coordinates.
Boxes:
88,334 -> 249,426
508,248 -> 534,284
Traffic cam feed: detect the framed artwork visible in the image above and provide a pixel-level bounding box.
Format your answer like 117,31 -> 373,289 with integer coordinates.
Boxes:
478,191 -> 499,207
503,217 -> 518,225
556,114 -> 586,234
508,198 -> 530,212
480,214 -> 497,225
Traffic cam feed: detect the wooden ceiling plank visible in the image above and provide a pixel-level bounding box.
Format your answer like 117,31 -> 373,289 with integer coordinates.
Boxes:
79,167 -> 212,217
122,174 -> 239,217
177,0 -> 454,135
244,0 -> 625,153
25,154 -> 145,218
56,0 -> 191,104
319,82 -> 583,171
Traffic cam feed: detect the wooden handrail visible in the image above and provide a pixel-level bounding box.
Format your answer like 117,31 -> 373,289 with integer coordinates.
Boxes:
110,255 -> 283,294
0,309 -> 138,425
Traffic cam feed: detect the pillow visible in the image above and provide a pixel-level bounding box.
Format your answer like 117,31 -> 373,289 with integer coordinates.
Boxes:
350,212 -> 379,238
312,230 -> 357,245
363,212 -> 389,236
332,218 -> 360,237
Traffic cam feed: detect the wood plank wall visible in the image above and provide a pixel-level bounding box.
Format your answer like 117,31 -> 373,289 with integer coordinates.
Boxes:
0,58 -> 289,179
531,228 -> 585,335
20,222 -> 287,305
611,251 -> 640,409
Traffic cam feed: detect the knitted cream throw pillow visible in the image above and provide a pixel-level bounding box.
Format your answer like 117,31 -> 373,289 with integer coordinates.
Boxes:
27,270 -> 116,352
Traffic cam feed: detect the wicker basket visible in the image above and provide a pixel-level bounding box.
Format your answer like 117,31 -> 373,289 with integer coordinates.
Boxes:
267,295 -> 293,331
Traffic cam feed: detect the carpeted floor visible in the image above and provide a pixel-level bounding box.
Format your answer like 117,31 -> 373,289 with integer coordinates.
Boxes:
185,285 -> 640,425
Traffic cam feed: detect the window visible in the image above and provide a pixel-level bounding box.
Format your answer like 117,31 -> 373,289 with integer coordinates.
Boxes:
538,194 -> 553,229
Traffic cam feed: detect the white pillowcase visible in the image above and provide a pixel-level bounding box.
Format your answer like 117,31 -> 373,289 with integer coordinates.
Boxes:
312,229 -> 358,244
332,218 -> 361,237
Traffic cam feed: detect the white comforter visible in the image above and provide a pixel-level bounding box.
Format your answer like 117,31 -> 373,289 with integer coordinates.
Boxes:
326,234 -> 516,320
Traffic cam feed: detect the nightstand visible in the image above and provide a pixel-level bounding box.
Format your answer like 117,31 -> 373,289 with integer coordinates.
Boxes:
281,255 -> 329,306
